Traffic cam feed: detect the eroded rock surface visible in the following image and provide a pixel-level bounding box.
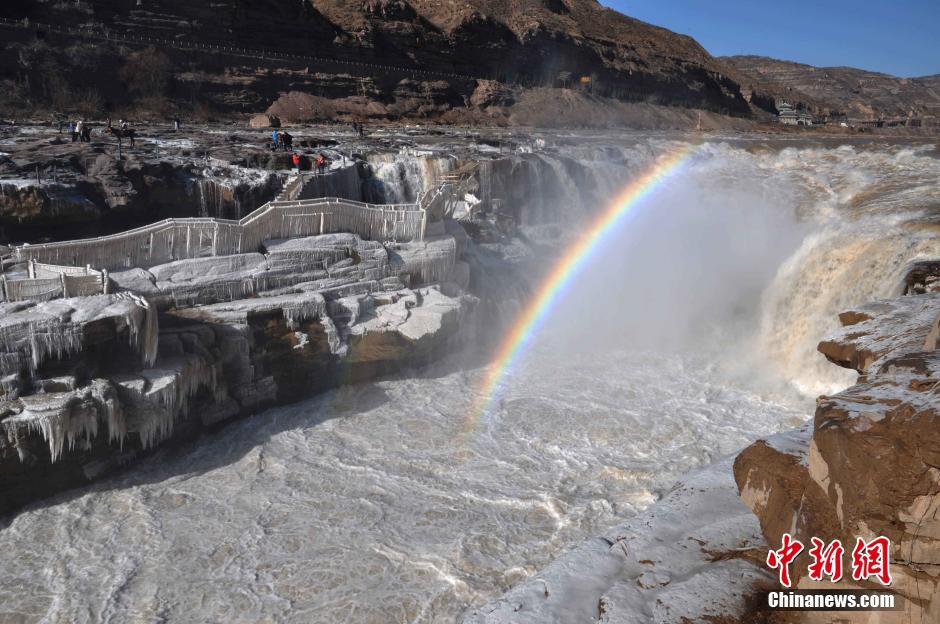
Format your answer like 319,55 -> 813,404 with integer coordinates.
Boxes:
735,292 -> 940,623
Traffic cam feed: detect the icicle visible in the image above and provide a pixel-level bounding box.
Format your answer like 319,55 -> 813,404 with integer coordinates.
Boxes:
113,292 -> 159,365
26,322 -> 83,371
2,379 -> 126,462
282,297 -> 327,330
319,315 -> 343,355
133,352 -> 221,450
0,352 -> 26,376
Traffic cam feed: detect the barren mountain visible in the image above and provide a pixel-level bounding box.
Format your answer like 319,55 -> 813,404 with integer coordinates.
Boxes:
0,0 -> 754,123
722,55 -> 940,119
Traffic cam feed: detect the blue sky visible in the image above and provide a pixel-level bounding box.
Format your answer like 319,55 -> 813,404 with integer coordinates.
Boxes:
600,1 -> 940,77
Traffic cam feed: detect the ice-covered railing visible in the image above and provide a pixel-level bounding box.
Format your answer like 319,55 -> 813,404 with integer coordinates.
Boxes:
1,261 -> 109,302
13,197 -> 431,271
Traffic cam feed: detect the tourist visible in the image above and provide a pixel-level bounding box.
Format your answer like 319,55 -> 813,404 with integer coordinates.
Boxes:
281,131 -> 293,151
173,116 -> 181,132
291,152 -> 301,172
271,129 -> 279,151
75,120 -> 84,143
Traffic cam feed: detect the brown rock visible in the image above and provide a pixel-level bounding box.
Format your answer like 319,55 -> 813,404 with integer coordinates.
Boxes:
735,292 -> 940,622
249,114 -> 274,129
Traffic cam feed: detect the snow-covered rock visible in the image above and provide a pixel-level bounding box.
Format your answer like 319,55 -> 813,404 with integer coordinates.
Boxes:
0,228 -> 472,516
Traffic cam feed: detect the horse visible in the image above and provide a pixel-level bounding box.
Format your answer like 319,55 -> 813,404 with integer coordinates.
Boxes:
106,126 -> 136,146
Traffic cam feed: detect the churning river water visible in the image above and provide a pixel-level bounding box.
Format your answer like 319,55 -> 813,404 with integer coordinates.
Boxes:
1,138 -> 938,624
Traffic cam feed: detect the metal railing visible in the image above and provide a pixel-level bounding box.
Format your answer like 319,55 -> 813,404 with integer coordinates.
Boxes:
12,191 -> 440,271
0,261 -> 109,302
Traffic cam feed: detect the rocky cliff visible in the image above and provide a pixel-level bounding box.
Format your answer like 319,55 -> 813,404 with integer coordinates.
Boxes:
722,55 -> 940,120
0,123 -> 371,242
735,290 -> 940,622
0,0 -> 754,122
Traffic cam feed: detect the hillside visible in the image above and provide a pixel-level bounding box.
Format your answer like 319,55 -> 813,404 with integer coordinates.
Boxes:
0,0 -> 754,123
722,54 -> 940,120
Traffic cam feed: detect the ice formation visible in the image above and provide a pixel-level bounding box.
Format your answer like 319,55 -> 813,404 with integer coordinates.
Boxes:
126,353 -> 223,450
14,172 -> 435,271
114,292 -> 160,366
389,236 -> 458,285
2,379 -> 124,462
0,294 -> 160,459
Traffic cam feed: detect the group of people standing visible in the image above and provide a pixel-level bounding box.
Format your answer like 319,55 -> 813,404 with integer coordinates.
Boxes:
273,128 -> 328,174
271,129 -> 294,151
60,117 -> 133,144
64,119 -> 92,142
288,152 -> 330,174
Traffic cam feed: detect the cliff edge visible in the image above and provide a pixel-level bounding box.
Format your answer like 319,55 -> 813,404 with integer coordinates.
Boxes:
735,290 -> 940,622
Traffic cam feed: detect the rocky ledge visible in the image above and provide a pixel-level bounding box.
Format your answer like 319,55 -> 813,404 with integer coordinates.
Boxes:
735,292 -> 940,622
0,124 -> 368,243
1,228 -> 473,516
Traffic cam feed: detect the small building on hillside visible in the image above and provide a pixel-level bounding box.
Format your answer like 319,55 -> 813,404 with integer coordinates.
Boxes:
776,101 -> 814,126
776,101 -> 799,125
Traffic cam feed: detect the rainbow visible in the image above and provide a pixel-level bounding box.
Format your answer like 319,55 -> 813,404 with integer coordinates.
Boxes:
469,143 -> 700,429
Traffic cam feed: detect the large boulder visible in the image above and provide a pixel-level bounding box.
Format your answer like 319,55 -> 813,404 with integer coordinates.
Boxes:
249,114 -> 277,129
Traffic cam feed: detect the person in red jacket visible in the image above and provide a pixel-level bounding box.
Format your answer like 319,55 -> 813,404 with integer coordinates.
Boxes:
291,153 -> 301,171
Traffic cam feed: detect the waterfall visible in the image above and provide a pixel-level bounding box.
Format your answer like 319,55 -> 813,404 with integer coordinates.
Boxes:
196,179 -> 237,218
759,218 -> 940,395
527,140 -> 940,399
366,151 -> 456,203
754,144 -> 940,394
192,167 -> 280,219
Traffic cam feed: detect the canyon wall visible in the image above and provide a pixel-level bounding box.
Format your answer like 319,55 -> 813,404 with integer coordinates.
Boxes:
0,0 -> 757,122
